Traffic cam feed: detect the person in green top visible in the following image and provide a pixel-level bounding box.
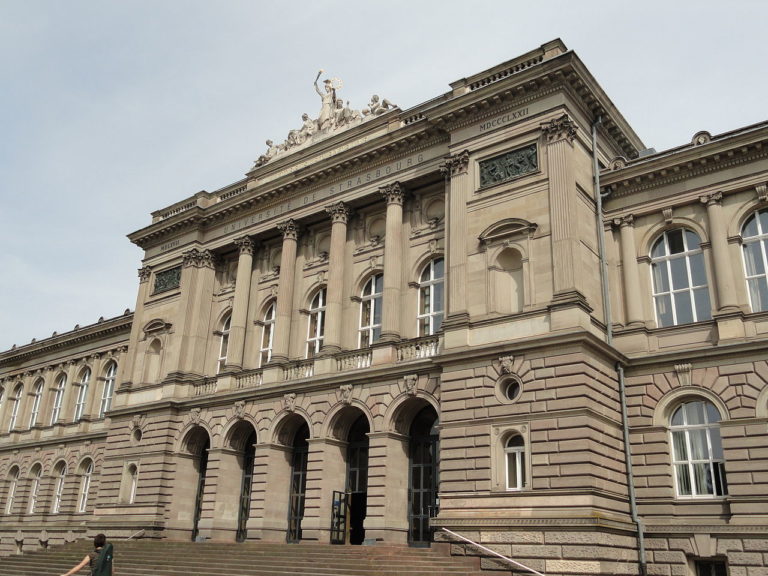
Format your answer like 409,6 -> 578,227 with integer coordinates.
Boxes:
61,533 -> 114,576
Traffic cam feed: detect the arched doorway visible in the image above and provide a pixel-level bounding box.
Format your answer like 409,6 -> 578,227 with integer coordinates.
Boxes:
287,422 -> 309,543
187,428 -> 211,541
408,406 -> 439,546
236,428 -> 257,542
346,415 -> 369,545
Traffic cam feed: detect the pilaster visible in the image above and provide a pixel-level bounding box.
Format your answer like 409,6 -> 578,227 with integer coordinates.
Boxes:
121,266 -> 152,388
615,215 -> 645,327
441,150 -> 471,328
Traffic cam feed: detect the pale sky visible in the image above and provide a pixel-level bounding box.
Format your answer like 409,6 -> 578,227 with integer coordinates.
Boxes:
1,0 -> 766,352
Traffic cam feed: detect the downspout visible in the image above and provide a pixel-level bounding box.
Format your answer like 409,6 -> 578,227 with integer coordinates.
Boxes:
592,119 -> 646,576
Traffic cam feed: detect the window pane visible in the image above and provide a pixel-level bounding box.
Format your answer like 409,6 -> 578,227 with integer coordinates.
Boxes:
652,261 -> 670,293
651,237 -> 667,258
674,291 -> 693,324
675,464 -> 692,495
373,296 -> 382,325
747,277 -> 768,312
705,403 -> 721,424
667,229 -> 684,254
743,214 -> 758,237
709,429 -> 723,459
420,286 -> 431,314
689,429 -> 708,460
689,252 -> 707,287
743,242 -> 765,275
687,402 -> 705,425
672,430 -> 687,460
434,282 -> 444,312
374,274 -> 383,293
759,210 -> 768,234
434,258 -> 444,278
655,294 -> 673,327
433,313 -> 443,333
373,326 -> 381,341
693,288 -> 712,321
693,462 -> 713,495
670,257 -> 690,290
713,462 -> 727,496
685,230 -> 700,250
507,453 -> 518,489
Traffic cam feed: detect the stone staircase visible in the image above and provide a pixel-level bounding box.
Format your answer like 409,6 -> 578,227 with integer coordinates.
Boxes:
0,539 -> 493,576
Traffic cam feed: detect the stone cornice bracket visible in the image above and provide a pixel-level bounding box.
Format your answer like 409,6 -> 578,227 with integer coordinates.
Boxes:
439,150 -> 470,180
756,183 -> 768,203
380,181 -> 405,205
277,218 -> 300,241
283,392 -> 297,412
699,191 -> 723,206
325,201 -> 352,224
674,363 -> 693,387
339,384 -> 353,405
541,113 -> 578,144
662,207 -> 673,224
138,266 -> 152,283
234,235 -> 255,255
182,248 -> 217,269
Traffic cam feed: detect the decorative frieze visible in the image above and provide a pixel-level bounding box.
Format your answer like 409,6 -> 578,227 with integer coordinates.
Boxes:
479,143 -> 537,188
152,266 -> 181,294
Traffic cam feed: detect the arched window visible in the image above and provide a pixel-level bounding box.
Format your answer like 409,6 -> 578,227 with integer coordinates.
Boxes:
417,259 -> 444,336
8,384 -> 23,431
51,462 -> 67,514
143,338 -> 162,384
505,435 -> 526,490
670,400 -> 727,498
29,380 -> 44,428
73,368 -> 90,422
5,467 -> 19,515
99,362 -> 117,418
741,208 -> 768,312
307,288 -> 327,358
259,302 -> 276,367
359,274 -> 383,347
50,374 -> 66,425
28,464 -> 42,514
217,314 -> 232,374
78,460 -> 93,513
650,229 -> 711,327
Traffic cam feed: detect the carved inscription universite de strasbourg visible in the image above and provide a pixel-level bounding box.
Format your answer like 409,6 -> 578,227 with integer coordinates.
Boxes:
479,143 -> 537,188
153,266 -> 182,294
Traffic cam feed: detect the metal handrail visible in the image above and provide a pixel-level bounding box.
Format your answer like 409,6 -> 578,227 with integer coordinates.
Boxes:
126,529 -> 145,540
439,528 -> 545,576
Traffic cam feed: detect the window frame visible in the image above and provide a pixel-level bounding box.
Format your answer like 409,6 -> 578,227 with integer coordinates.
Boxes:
259,301 -> 276,367
51,463 -> 67,514
306,288 -> 327,358
50,374 -> 66,425
99,362 -> 117,418
417,258 -> 445,336
27,465 -> 42,515
8,384 -> 23,431
5,467 -> 19,515
73,368 -> 90,422
741,208 -> 768,312
358,274 -> 383,348
78,460 -> 93,513
28,380 -> 44,428
504,435 -> 527,491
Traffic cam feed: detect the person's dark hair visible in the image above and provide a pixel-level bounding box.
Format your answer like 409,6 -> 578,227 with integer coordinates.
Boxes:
94,533 -> 106,548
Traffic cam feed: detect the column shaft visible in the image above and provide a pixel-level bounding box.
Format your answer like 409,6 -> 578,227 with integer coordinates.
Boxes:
122,267 -> 152,386
380,184 -> 404,342
617,216 -> 644,326
702,193 -> 738,311
226,237 -> 255,369
442,151 -> 470,323
272,220 -> 300,363
323,203 -> 350,354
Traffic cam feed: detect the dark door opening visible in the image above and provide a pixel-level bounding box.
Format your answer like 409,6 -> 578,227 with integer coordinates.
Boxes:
191,437 -> 210,541
287,422 -> 309,543
236,430 -> 256,542
408,407 -> 438,546
346,415 -> 369,545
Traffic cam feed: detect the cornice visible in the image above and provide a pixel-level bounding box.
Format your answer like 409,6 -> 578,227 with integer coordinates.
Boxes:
0,314 -> 133,367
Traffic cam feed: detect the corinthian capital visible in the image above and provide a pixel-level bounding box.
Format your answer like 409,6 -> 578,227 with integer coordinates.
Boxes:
138,266 -> 152,283
380,182 -> 405,205
699,191 -> 723,207
277,218 -> 300,241
439,150 -> 470,179
612,214 -> 635,229
182,248 -> 217,269
326,202 -> 351,224
234,235 -> 255,256
542,113 -> 578,143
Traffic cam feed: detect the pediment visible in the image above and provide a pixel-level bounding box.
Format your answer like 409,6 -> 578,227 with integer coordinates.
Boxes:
478,218 -> 537,245
143,319 -> 172,335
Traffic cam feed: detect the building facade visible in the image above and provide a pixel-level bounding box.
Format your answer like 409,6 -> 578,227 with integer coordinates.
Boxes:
1,40 -> 767,576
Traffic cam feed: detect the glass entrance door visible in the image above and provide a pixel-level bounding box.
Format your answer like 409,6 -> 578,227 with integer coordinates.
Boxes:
287,423 -> 309,543
329,490 -> 349,545
408,407 -> 438,546
236,430 -> 256,542
346,416 -> 369,545
191,437 -> 210,541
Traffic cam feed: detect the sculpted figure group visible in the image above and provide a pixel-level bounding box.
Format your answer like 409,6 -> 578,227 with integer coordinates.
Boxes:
254,70 -> 397,167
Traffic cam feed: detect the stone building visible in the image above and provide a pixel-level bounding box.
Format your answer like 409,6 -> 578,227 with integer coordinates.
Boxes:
1,39 -> 766,576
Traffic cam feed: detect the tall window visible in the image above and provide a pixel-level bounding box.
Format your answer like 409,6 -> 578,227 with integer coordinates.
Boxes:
29,380 -> 43,428
306,289 -> 327,358
73,368 -> 90,422
50,374 -> 66,425
52,462 -> 67,514
217,314 -> 232,374
128,464 -> 138,504
417,258 -> 445,336
28,465 -> 42,514
741,208 -> 768,312
259,302 -> 276,367
8,384 -> 23,431
78,460 -> 93,513
505,435 -> 526,490
99,362 -> 117,418
5,467 -> 19,515
670,400 -> 727,498
651,229 -> 711,327
359,274 -> 383,347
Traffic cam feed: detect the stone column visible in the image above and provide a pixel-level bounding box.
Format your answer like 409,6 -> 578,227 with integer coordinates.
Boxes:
542,114 -> 582,300
271,220 -> 300,363
365,431 -> 410,544
121,266 -> 152,387
615,215 -> 644,326
83,354 -> 105,421
701,192 -> 738,311
0,379 -> 11,431
322,203 -> 351,355
441,150 -> 471,326
379,183 -> 405,342
58,360 -> 78,424
225,236 -> 256,370
174,249 -> 217,375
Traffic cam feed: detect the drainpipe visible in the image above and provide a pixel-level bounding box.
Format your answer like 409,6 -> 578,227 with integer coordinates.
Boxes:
592,119 -> 646,576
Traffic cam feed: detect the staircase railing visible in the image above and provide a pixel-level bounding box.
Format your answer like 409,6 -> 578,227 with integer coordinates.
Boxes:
439,528 -> 546,576
126,529 -> 145,540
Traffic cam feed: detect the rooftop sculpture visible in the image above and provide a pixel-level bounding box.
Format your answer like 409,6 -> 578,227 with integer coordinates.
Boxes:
254,70 -> 397,168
